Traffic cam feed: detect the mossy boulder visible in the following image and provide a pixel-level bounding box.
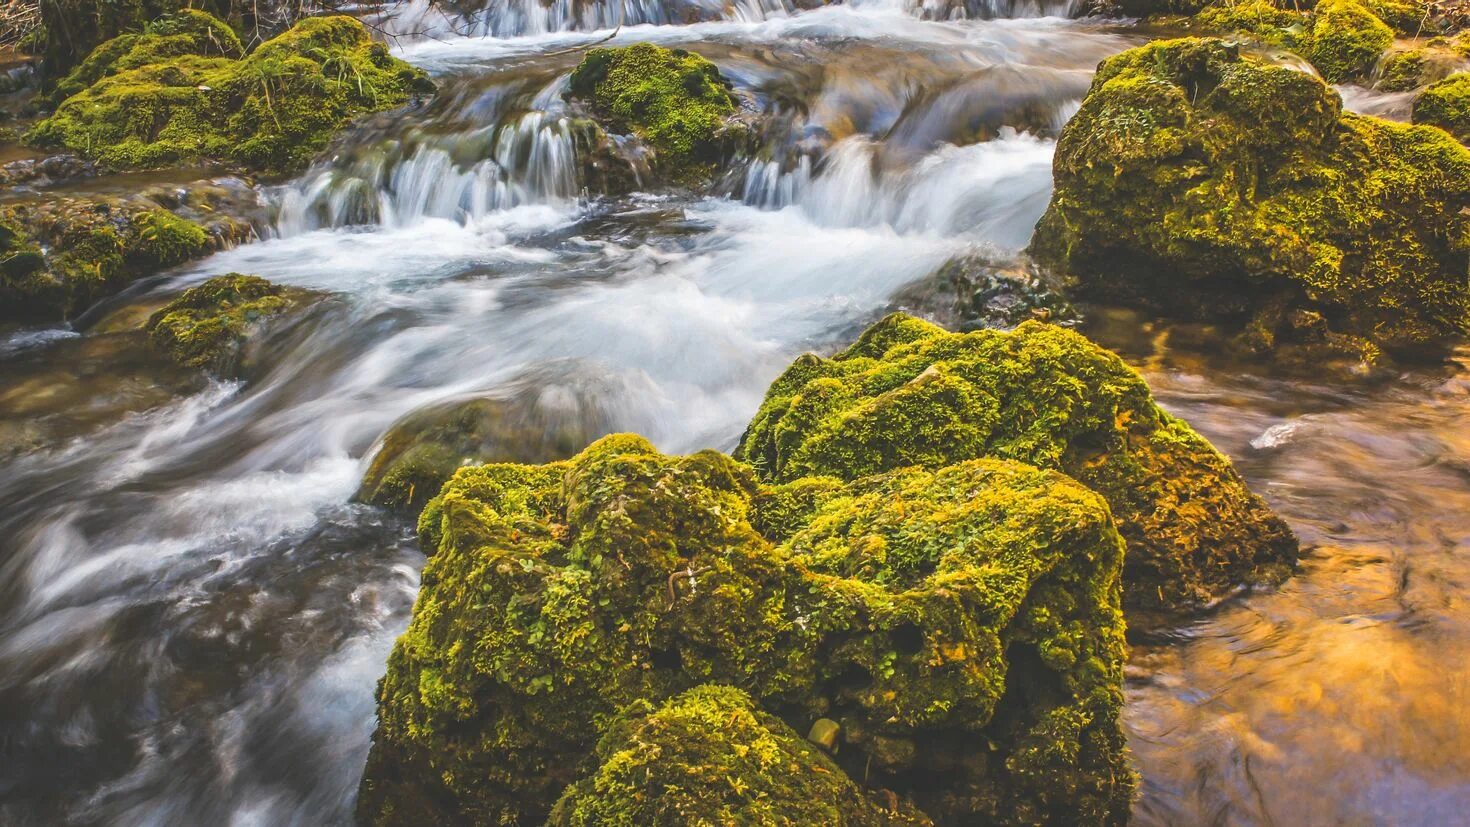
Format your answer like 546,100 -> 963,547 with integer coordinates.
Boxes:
1194,0 -> 1305,44
48,9 -> 243,104
549,685 -> 931,826
359,434 -> 1132,825
566,42 -> 740,186
735,313 -> 1297,611
0,197 -> 212,321
144,273 -> 316,376
1414,72 -> 1470,142
27,15 -> 433,174
1030,38 -> 1470,363
1306,0 -> 1395,81
358,389 -> 618,515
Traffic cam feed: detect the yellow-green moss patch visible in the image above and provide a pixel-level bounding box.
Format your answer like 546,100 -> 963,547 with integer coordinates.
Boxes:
1414,72 -> 1470,143
144,273 -> 316,375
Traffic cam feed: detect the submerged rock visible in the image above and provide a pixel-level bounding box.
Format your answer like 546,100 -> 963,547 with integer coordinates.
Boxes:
566,42 -> 744,187
1,197 -> 212,321
736,312 -> 1297,611
1030,38 -> 1470,366
1414,72 -> 1470,142
549,685 -> 932,826
358,383 -> 621,515
359,434 -> 1132,825
28,15 -> 433,175
144,273 -> 316,376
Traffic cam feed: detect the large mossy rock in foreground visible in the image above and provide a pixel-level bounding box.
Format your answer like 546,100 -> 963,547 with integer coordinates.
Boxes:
1,198 -> 211,322
735,313 -> 1297,611
145,274 -> 318,377
1030,38 -> 1470,365
549,685 -> 931,826
27,15 -> 433,174
359,434 -> 1131,825
567,42 -> 741,186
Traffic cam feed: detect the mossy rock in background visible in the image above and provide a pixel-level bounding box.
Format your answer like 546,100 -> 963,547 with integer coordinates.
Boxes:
144,273 -> 317,376
735,313 -> 1298,612
0,197 -> 212,321
566,42 -> 741,186
1305,0 -> 1395,81
1030,38 -> 1470,365
358,387 -> 620,515
1414,72 -> 1470,142
48,9 -> 243,104
359,434 -> 1132,825
548,685 -> 932,826
27,15 -> 434,175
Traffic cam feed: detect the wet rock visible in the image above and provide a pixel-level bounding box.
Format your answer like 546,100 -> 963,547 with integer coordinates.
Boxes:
27,15 -> 434,175
144,273 -> 318,377
358,381 -> 621,516
736,312 -> 1298,611
1,196 -> 212,322
548,686 -> 930,826
1030,38 -> 1470,367
807,717 -> 841,751
359,434 -> 1132,825
0,153 -> 100,188
566,42 -> 747,189
942,253 -> 1074,330
1413,71 -> 1470,142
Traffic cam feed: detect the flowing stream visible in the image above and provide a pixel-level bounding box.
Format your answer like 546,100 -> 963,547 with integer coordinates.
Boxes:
1,2 -> 1467,824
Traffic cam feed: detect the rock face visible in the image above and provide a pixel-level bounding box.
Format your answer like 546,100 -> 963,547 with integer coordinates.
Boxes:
144,273 -> 316,376
566,42 -> 742,186
1414,72 -> 1470,143
736,313 -> 1297,611
1030,38 -> 1470,365
548,685 -> 932,826
28,15 -> 433,174
359,431 -> 1132,825
1,198 -> 211,321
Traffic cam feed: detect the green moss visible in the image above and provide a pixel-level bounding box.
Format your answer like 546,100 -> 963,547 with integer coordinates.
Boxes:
1031,38 -> 1470,362
549,685 -> 930,826
0,200 -> 212,321
49,9 -> 243,104
144,273 -> 313,375
1305,0 -> 1394,82
28,14 -> 433,174
1413,72 -> 1470,143
1377,48 -> 1428,91
567,42 -> 738,184
359,434 -> 1132,825
736,313 -> 1298,611
1357,0 -> 1429,33
1195,0 -> 1305,44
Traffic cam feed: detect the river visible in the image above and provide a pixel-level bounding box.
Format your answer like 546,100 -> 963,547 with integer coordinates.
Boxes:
0,1 -> 1464,824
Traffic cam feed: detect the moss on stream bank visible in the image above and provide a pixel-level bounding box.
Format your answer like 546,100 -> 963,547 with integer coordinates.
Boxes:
27,14 -> 432,175
1030,38 -> 1470,367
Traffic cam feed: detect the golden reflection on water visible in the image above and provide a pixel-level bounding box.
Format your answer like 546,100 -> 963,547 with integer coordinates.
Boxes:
1101,315 -> 1470,825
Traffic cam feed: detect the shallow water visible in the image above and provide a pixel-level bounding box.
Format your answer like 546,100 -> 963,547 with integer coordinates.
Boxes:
1,3 -> 1467,825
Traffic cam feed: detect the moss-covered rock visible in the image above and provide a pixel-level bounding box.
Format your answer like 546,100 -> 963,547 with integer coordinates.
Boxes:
1306,0 -> 1395,81
1414,71 -> 1470,142
359,433 -> 1132,825
144,273 -> 315,375
358,391 -> 616,515
1194,0 -> 1305,44
1030,38 -> 1470,363
0,197 -> 213,321
48,9 -> 242,104
28,15 -> 433,174
549,685 -> 930,826
566,42 -> 740,186
736,313 -> 1297,611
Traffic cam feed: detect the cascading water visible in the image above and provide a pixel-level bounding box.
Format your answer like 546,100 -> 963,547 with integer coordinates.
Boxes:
6,2 -> 1470,826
